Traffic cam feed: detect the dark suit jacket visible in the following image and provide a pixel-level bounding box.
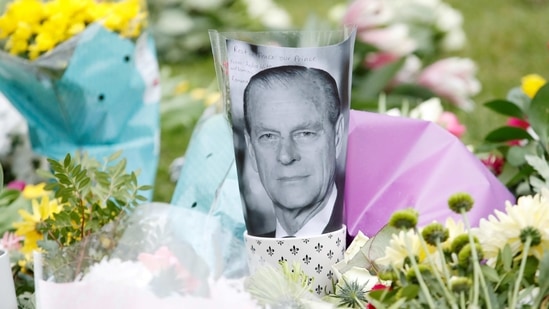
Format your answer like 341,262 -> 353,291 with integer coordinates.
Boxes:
255,185 -> 344,238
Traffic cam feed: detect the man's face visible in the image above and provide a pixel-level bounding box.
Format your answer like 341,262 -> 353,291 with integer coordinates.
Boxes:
246,82 -> 342,210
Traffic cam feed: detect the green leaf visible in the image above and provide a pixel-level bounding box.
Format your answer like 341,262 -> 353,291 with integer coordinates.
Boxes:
400,284 -> 420,300
389,83 -> 436,101
484,99 -> 525,118
484,126 -> 533,143
63,153 -> 72,168
0,194 -> 29,235
481,264 -> 500,282
355,58 -> 406,100
501,244 -> 513,271
534,252 -> 549,307
527,83 -> 549,147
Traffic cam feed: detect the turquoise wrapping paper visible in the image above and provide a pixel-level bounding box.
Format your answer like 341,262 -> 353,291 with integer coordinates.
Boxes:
0,24 -> 160,196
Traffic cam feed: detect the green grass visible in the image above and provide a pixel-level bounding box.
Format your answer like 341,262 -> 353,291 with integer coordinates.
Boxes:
152,0 -> 549,202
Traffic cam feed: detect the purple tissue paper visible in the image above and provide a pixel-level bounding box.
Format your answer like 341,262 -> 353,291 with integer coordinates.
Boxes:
344,110 -> 515,237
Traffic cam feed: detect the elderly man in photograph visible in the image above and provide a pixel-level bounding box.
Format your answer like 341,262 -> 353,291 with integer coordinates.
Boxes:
243,65 -> 345,238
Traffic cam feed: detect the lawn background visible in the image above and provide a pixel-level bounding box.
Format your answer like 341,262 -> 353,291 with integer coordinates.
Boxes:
153,0 -> 549,202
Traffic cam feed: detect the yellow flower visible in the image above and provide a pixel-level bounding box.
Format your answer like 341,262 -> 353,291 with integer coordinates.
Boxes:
13,195 -> 63,254
5,36 -> 28,55
190,88 -> 207,100
174,80 -> 190,94
19,230 -> 43,254
22,183 -> 48,200
205,92 -> 221,106
477,189 -> 549,261
521,74 -> 546,98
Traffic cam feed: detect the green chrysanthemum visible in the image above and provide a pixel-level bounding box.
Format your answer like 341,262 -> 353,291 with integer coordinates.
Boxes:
450,233 -> 478,255
448,193 -> 474,214
388,208 -> 419,230
421,222 -> 449,246
405,264 -> 431,284
457,243 -> 483,268
449,276 -> 471,294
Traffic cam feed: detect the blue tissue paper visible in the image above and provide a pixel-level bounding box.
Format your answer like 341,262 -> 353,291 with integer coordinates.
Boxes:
0,23 -> 160,196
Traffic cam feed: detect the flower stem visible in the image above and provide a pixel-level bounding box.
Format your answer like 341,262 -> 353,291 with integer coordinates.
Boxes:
415,227 -> 458,308
510,236 -> 531,309
461,210 -> 492,309
404,235 -> 436,308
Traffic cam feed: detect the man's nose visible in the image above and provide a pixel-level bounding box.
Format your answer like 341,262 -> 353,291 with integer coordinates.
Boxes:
277,137 -> 300,164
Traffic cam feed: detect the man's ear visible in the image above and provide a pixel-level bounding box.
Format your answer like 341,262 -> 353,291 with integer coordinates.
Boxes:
245,131 -> 259,172
334,114 -> 344,159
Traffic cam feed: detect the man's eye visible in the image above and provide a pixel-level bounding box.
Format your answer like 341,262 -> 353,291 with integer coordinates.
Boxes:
258,133 -> 277,142
295,131 -> 316,139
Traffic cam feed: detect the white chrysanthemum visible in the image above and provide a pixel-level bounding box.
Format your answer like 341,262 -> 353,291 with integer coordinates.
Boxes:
82,258 -> 153,288
376,229 -> 434,269
477,190 -> 549,260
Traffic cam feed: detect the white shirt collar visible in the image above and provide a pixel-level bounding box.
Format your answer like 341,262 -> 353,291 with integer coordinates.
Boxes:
275,186 -> 337,238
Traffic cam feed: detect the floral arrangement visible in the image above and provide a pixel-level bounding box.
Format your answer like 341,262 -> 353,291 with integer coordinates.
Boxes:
475,73 -> 549,198
147,0 -> 292,63
0,0 -> 146,59
0,0 -> 161,195
0,151 -> 150,305
328,191 -> 549,308
330,0 -> 480,112
240,191 -> 549,308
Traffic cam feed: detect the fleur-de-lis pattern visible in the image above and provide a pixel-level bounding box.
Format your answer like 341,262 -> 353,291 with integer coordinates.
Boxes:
244,226 -> 347,295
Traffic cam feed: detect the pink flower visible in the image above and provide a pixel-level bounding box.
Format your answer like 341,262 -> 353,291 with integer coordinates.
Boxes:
506,117 -> 529,130
437,111 -> 466,138
343,0 -> 392,32
1,232 -> 23,251
138,246 -> 200,293
6,180 -> 26,191
506,117 -> 530,146
358,24 -> 416,56
417,57 -> 481,111
481,154 -> 505,176
364,52 -> 399,69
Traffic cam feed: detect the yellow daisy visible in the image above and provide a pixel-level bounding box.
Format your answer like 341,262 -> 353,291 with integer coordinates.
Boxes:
13,195 -> 63,253
22,183 -> 49,200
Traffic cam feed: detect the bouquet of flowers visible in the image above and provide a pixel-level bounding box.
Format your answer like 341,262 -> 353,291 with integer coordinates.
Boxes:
331,0 -> 480,112
147,0 -> 293,63
328,191 -> 549,308
0,0 -> 161,195
476,73 -> 549,198
0,151 -> 265,308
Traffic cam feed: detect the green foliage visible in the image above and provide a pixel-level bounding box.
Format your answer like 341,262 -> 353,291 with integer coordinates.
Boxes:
479,83 -> 549,196
37,151 -> 150,247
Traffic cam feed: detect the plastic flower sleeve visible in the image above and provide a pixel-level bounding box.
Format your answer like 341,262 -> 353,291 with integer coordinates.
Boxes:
0,22 -> 160,197
209,27 -> 356,237
34,203 -> 258,309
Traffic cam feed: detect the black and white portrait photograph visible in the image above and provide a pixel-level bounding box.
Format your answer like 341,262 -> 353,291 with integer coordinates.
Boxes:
225,36 -> 354,237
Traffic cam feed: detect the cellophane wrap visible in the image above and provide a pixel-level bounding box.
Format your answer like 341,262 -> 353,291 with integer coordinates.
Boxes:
33,203 -> 259,309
